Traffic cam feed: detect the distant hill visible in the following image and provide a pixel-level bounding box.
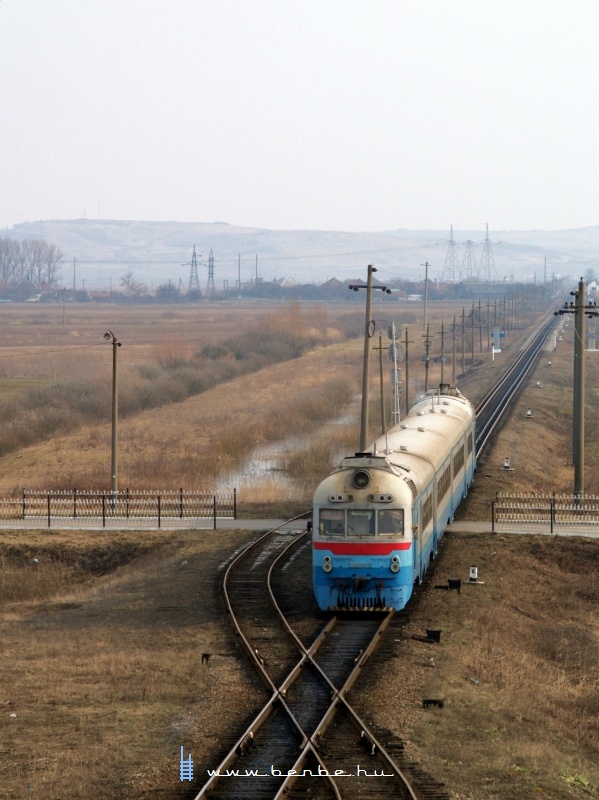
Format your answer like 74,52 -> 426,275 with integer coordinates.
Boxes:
3,218 -> 598,291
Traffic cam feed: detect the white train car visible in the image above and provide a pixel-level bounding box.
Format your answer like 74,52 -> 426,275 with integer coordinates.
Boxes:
312,384 -> 476,611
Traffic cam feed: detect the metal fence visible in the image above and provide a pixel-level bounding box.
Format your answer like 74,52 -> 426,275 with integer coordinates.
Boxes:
492,493 -> 599,533
0,488 -> 237,528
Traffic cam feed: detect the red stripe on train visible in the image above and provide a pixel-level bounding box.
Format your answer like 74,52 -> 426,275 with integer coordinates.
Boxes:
313,541 -> 411,555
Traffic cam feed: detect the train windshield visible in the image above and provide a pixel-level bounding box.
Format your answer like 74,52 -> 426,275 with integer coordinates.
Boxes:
319,509 -> 346,536
378,509 -> 404,535
347,510 -> 375,535
318,508 -> 405,537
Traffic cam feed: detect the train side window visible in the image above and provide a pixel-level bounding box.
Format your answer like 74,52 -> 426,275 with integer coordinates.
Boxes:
378,509 -> 404,536
319,509 -> 345,536
347,510 -> 375,535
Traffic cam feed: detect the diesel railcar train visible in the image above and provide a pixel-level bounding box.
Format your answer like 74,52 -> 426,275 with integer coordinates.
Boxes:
312,384 -> 476,611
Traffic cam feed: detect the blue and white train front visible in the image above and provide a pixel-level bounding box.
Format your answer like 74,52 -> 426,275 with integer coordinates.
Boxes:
312,455 -> 415,611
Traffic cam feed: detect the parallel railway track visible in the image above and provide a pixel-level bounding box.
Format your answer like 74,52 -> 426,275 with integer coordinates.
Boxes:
475,312 -> 559,453
194,309 -> 561,800
195,525 -> 427,799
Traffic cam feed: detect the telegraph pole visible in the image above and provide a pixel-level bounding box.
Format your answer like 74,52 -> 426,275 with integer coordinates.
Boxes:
422,323 -> 433,393
422,261 -> 431,329
439,320 -> 445,384
349,266 -> 391,451
555,278 -> 598,498
374,332 -> 387,434
452,314 -> 456,383
403,326 -> 414,417
103,330 -> 121,494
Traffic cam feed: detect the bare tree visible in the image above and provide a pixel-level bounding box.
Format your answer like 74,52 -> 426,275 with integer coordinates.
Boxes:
120,270 -> 147,296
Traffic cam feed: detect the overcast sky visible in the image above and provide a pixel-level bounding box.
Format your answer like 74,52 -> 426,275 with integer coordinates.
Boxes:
2,1 -> 599,233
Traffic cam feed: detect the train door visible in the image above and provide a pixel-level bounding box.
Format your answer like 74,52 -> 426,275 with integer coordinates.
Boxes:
412,504 -> 420,584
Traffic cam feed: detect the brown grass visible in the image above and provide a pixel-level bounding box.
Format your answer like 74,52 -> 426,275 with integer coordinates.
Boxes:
0,528 -> 263,800
0,300 -> 561,514
395,533 -> 599,799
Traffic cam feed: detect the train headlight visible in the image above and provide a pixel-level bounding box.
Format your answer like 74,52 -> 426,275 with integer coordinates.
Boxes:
352,470 -> 371,489
390,555 -> 400,573
322,556 -> 333,573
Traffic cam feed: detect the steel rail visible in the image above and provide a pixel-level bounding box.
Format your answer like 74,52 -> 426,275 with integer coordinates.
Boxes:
476,312 -> 559,455
195,517 -> 313,798
267,539 -> 420,799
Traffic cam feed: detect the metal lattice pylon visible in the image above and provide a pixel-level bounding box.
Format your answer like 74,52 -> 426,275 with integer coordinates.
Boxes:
186,245 -> 202,298
206,249 -> 215,296
440,225 -> 460,282
461,240 -> 478,281
478,223 -> 497,282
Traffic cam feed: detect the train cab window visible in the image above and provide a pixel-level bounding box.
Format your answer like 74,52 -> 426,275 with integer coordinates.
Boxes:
319,509 -> 346,536
347,510 -> 375,536
377,509 -> 404,536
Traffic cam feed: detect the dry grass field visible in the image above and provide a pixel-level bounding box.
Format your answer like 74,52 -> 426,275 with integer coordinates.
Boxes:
1,298 -> 597,799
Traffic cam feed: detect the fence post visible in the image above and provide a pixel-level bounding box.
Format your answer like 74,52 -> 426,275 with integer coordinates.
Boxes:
126,487 -> 130,519
22,489 -> 26,521
180,487 -> 184,519
551,493 -> 555,534
213,495 -> 217,530
233,487 -> 237,519
158,494 -> 161,528
491,500 -> 495,533
47,494 -> 51,528
73,488 -> 77,520
102,493 -> 106,528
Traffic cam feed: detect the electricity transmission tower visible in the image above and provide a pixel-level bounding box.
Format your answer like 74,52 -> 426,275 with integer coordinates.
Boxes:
206,249 -> 216,297
440,225 -> 460,282
461,240 -> 478,281
478,223 -> 497,282
185,245 -> 201,299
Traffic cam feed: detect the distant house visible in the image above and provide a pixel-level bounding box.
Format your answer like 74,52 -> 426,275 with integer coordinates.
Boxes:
9,280 -> 39,301
587,279 -> 598,296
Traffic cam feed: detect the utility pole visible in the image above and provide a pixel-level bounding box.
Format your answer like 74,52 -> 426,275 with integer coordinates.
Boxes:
478,299 -> 483,352
555,278 -> 599,498
438,320 -> 446,384
422,323 -> 433,393
374,332 -> 387,435
422,261 -> 431,329
403,326 -> 414,417
461,307 -> 466,374
349,266 -> 391,451
452,314 -> 457,383
103,330 -> 121,495
387,322 -> 401,425
471,302 -> 475,366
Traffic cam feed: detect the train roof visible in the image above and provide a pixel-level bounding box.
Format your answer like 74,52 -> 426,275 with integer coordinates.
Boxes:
330,386 -> 475,495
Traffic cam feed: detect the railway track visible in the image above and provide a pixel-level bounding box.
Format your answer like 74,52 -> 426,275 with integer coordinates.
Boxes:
194,309 -> 561,800
475,312 -> 559,454
194,522 -> 427,799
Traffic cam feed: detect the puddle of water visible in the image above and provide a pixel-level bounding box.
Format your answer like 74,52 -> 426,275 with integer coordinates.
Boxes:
216,398 -> 360,495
